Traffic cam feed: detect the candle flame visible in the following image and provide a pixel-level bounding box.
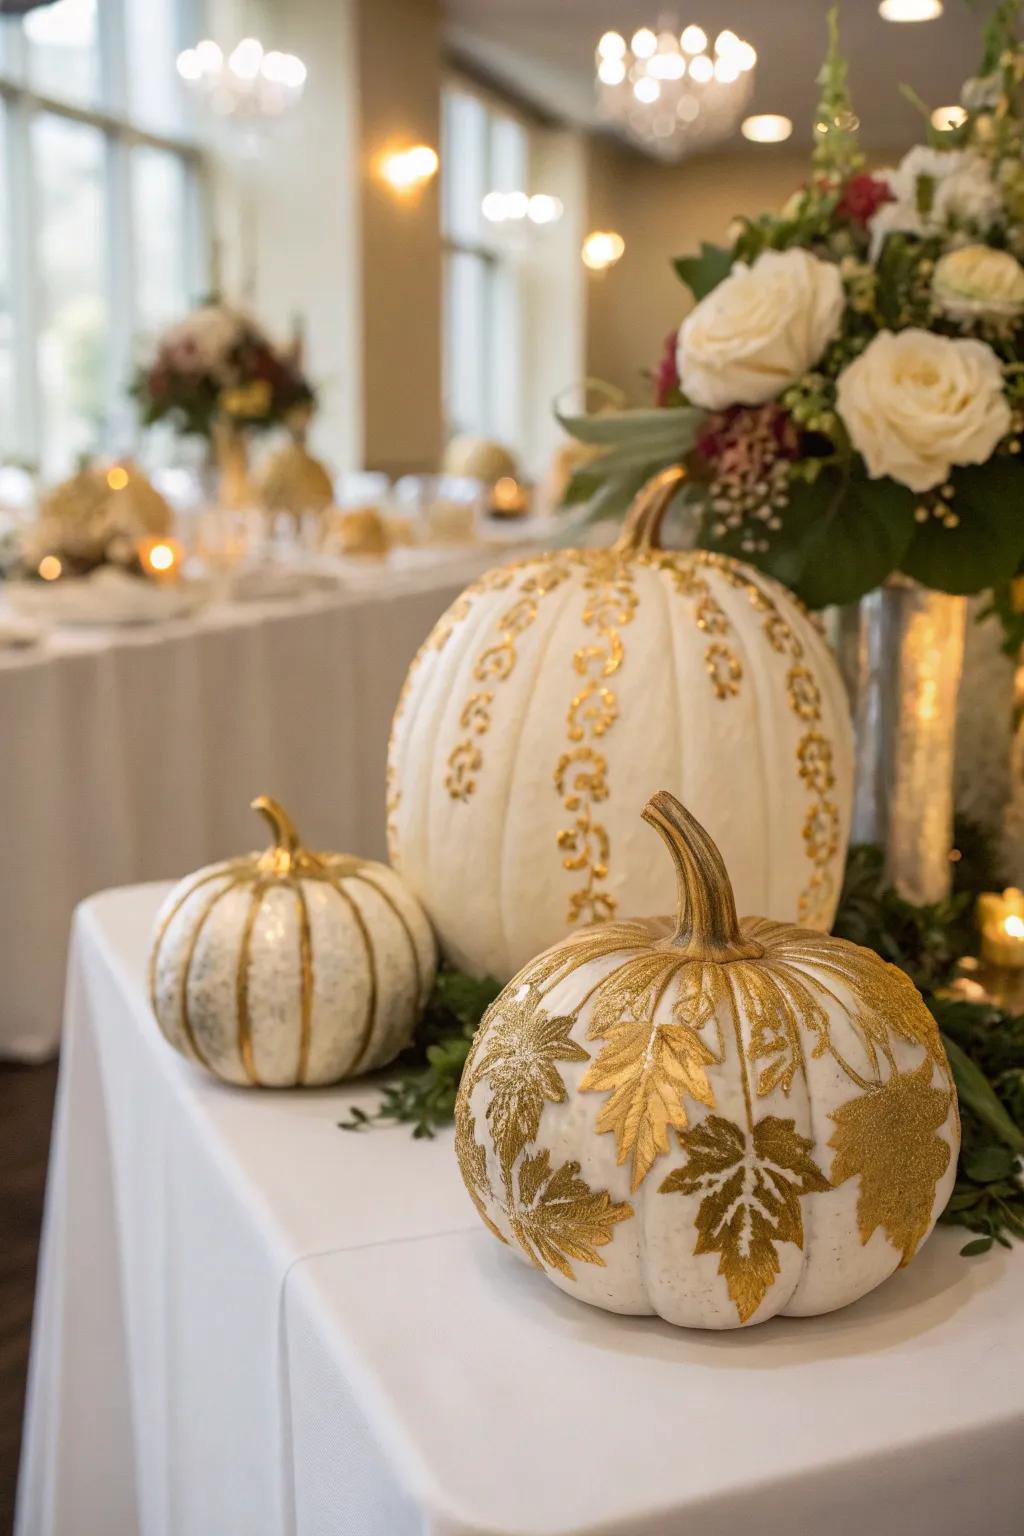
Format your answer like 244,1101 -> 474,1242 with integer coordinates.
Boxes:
1004,914 -> 1024,940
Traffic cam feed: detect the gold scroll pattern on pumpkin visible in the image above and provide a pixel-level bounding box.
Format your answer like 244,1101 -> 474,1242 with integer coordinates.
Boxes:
650,554 -> 744,700
455,984 -> 633,1279
387,563 -> 522,855
555,553 -> 640,925
444,560 -> 576,802
713,560 -> 840,927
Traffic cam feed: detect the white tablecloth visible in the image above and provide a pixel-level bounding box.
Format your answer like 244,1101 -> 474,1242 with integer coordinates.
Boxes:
0,551 -> 505,1061
17,884 -> 1024,1536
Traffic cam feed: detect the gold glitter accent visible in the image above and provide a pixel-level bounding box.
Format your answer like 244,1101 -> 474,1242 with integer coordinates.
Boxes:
829,1057 -> 953,1265
472,985 -> 589,1167
444,740 -> 483,801
704,641 -> 742,699
505,1148 -> 633,1280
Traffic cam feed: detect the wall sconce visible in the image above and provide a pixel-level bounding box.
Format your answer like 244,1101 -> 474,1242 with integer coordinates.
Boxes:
581,230 -> 625,272
379,145 -> 439,195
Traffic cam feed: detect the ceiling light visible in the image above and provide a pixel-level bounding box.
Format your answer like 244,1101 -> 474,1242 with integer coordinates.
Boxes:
715,30 -> 740,55
598,56 -> 626,84
734,41 -> 757,71
504,190 -> 529,219
634,76 -> 660,103
631,27 -> 657,58
930,103 -> 967,130
380,144 -> 439,192
742,112 -> 793,143
879,0 -> 943,19
680,24 -> 707,53
527,193 -> 563,224
688,54 -> 713,84
582,230 -> 625,271
598,31 -> 626,58
649,51 -> 686,80
481,191 -> 507,222
714,57 -> 740,83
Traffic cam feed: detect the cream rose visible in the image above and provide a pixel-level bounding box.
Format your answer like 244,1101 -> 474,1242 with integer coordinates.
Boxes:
676,248 -> 845,410
933,244 -> 1024,322
836,329 -> 1010,493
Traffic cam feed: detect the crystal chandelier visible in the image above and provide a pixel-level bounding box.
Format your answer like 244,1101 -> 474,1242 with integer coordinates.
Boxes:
595,23 -> 756,161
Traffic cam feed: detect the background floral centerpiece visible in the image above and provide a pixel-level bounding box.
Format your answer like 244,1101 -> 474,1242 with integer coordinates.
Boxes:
560,3 -> 1024,907
133,300 -> 316,509
562,4 -> 1024,614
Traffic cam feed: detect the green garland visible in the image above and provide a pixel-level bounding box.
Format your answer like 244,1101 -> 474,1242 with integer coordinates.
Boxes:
342,827 -> 1024,1254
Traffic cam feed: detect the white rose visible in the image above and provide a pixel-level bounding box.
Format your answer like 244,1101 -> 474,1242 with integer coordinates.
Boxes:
933,244 -> 1024,322
836,329 -> 1011,493
933,154 -> 1002,230
676,248 -> 845,411
869,149 -> 1003,261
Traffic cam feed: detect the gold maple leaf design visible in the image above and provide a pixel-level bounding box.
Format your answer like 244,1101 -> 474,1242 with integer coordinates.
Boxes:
510,1147 -> 633,1280
579,962 -> 719,1191
473,986 -> 589,1169
660,1113 -> 830,1324
828,1058 -> 953,1265
454,1098 -> 506,1246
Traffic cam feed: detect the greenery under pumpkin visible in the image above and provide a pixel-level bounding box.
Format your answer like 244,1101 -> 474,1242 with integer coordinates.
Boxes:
341,820 -> 1024,1258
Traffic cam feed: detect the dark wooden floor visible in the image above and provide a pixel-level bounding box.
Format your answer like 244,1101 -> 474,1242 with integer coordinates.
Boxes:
0,1060 -> 57,1536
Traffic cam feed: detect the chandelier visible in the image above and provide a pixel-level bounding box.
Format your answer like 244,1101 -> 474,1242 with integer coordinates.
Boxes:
595,23 -> 756,161
176,37 -> 307,125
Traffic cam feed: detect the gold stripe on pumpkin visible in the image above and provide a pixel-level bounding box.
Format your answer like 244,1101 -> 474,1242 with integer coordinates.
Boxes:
178,874 -> 249,1073
325,874 -> 378,1077
292,880 -> 314,1086
352,868 -> 423,1007
235,883 -> 267,1086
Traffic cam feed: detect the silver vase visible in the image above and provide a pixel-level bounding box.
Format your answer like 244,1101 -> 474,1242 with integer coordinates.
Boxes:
850,578 -> 967,905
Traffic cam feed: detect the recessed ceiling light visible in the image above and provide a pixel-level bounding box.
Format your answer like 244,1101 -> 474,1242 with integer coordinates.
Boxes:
742,113 -> 793,143
879,0 -> 943,21
930,103 -> 966,130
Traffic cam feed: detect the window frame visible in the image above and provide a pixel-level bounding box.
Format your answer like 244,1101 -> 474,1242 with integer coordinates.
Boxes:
441,77 -> 528,449
0,0 -> 210,466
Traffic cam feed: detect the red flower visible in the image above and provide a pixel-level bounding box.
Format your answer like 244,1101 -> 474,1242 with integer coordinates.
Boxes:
696,404 -> 799,466
836,173 -> 894,226
654,329 -> 680,407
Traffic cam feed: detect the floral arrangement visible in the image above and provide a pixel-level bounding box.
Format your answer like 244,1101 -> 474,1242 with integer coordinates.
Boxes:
561,4 -> 1024,612
132,300 -> 315,440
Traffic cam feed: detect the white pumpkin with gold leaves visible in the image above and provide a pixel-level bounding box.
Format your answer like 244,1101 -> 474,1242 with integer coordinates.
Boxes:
388,466 -> 853,982
150,797 -> 436,1087
456,792 -> 959,1328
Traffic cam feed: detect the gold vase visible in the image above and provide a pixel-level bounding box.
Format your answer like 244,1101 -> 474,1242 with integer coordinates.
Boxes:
851,577 -> 966,905
211,420 -> 252,512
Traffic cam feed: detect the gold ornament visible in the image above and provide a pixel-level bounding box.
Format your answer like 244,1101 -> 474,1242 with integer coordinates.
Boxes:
443,434 -> 518,485
258,440 -> 334,519
456,791 -> 959,1327
150,796 -> 436,1087
30,460 -> 172,568
339,507 -> 390,556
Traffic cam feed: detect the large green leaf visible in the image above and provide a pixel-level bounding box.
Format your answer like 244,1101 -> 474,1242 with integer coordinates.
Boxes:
899,458 -> 1024,595
555,404 -> 703,450
672,242 -> 732,301
703,469 -> 916,608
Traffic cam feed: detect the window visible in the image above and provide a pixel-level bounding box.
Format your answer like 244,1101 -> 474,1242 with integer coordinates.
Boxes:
0,0 -> 208,475
441,86 -> 527,448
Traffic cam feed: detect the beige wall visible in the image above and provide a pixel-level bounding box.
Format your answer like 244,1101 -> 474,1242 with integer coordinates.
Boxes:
584,140 -> 813,405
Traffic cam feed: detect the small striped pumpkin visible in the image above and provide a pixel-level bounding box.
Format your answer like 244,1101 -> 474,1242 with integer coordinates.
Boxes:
149,796 -> 436,1087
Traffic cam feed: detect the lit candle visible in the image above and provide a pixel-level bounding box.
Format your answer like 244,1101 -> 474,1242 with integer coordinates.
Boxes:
137,537 -> 184,583
978,888 -> 1024,969
490,476 -> 529,518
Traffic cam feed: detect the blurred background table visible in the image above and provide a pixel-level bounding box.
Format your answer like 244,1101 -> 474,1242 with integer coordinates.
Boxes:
0,546 -> 522,1061
17,884 -> 1024,1536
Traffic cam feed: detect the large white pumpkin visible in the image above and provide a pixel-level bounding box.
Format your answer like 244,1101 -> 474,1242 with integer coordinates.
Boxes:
456,792 -> 959,1328
150,797 -> 436,1087
388,466 -> 853,981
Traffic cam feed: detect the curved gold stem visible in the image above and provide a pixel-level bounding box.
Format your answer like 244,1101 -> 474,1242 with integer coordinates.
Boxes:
641,791 -> 765,962
612,465 -> 687,555
252,795 -> 301,855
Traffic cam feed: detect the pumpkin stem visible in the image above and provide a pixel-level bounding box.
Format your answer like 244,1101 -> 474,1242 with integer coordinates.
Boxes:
612,465 -> 687,554
642,791 -> 765,961
252,795 -> 301,853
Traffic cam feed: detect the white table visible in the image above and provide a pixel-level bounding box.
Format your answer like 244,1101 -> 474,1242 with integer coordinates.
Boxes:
17,884 -> 1024,1536
0,548 -> 512,1061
